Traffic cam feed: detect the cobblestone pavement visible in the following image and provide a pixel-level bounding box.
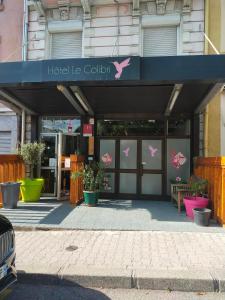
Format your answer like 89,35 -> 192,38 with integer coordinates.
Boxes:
15,230 -> 225,271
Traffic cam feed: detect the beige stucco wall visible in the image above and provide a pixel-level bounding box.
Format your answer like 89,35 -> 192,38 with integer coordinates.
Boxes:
0,0 -> 24,62
205,0 -> 223,156
221,0 -> 225,53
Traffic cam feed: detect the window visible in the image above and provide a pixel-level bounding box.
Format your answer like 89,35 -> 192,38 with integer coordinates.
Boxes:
143,26 -> 177,57
97,120 -> 165,136
40,116 -> 81,134
0,131 -> 11,154
51,32 -> 82,59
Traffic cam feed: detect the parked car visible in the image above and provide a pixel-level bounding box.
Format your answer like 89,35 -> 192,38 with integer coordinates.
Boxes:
0,215 -> 16,293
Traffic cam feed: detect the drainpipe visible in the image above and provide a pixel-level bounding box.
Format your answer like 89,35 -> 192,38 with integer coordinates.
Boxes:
22,0 -> 28,61
21,109 -> 26,145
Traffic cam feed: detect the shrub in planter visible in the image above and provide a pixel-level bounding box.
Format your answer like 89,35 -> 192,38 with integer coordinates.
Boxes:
19,142 -> 45,202
71,162 -> 104,207
184,178 -> 209,219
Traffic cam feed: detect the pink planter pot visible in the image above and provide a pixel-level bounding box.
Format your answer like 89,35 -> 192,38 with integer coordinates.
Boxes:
183,196 -> 209,220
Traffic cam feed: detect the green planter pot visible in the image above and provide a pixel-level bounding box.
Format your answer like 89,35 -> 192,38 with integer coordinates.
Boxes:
19,178 -> 44,202
83,191 -> 97,207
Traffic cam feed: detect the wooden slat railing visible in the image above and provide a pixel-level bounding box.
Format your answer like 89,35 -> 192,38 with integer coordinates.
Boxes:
0,155 -> 25,206
194,157 -> 225,225
70,154 -> 84,205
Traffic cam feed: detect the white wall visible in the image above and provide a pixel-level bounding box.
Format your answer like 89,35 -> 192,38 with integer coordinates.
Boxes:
27,0 -> 205,60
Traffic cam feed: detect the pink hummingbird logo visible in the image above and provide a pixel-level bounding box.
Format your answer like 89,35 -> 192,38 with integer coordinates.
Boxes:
112,58 -> 131,79
148,145 -> 158,157
123,147 -> 130,157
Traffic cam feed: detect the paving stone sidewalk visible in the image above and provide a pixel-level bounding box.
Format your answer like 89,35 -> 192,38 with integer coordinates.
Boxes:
15,230 -> 225,292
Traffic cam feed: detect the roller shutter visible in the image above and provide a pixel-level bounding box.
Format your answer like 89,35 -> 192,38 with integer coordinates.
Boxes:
143,26 -> 177,57
51,32 -> 82,59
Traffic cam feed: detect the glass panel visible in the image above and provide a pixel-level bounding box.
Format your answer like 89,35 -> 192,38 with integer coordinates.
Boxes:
41,169 -> 56,194
167,139 -> 190,195
168,119 -> 191,136
142,140 -> 162,170
41,136 -> 57,167
103,173 -> 115,193
41,117 -> 81,134
119,173 -> 136,194
100,140 -> 115,169
97,120 -> 165,136
120,140 -> 137,169
141,174 -> 162,195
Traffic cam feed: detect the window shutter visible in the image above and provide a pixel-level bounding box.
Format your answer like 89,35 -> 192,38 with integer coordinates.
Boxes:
0,131 -> 11,154
143,26 -> 177,57
51,32 -> 82,59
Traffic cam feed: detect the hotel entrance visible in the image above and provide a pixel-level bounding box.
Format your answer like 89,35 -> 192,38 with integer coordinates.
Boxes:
0,55 -> 223,201
97,119 -> 190,199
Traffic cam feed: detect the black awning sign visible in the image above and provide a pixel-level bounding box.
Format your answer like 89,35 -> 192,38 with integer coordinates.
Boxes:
43,56 -> 140,81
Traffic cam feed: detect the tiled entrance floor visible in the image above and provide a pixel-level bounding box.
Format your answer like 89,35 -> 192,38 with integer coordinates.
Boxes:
0,199 -> 224,233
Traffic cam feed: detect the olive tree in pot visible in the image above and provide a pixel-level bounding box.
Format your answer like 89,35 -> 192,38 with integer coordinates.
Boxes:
71,162 -> 105,207
19,142 -> 45,202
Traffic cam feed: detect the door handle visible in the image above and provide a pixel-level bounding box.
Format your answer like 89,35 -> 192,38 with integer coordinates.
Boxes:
140,162 -> 146,176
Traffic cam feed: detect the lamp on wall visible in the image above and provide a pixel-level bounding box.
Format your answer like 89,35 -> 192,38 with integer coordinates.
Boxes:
70,86 -> 94,116
57,85 -> 85,115
165,84 -> 183,116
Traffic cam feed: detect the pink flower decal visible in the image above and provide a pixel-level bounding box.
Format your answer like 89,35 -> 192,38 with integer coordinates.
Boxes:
171,151 -> 187,169
176,176 -> 182,182
101,153 -> 112,166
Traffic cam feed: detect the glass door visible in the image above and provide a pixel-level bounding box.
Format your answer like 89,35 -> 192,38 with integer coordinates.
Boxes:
140,139 -> 163,196
40,134 -> 58,197
119,139 -> 138,195
99,138 -> 164,198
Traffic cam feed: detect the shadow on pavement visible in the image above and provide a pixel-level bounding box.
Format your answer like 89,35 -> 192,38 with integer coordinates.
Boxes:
5,281 -> 111,300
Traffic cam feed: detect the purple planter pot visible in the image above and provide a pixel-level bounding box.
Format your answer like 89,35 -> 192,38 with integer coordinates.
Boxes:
183,196 -> 209,220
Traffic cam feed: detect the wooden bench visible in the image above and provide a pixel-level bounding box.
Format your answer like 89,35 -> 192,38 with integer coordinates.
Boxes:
171,183 -> 192,213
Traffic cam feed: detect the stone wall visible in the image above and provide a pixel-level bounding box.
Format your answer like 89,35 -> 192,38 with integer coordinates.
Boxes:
27,0 -> 205,60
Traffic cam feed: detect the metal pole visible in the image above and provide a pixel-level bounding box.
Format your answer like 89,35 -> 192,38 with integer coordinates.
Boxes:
21,109 -> 26,145
57,133 -> 62,200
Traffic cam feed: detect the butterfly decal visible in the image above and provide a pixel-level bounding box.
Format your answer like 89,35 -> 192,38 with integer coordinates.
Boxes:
148,145 -> 158,157
101,153 -> 112,166
171,151 -> 187,169
123,147 -> 130,157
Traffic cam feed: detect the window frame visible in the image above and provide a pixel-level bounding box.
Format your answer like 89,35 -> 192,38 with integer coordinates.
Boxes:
45,20 -> 84,59
141,14 -> 181,57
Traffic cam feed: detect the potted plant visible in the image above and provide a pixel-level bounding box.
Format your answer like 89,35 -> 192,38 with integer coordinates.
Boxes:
183,178 -> 209,219
71,162 -> 104,207
19,142 -> 45,202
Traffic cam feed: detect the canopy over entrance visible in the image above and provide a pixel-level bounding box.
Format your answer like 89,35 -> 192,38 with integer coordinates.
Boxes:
0,55 -> 224,117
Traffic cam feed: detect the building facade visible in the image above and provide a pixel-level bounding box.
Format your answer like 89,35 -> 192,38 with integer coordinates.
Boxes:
27,0 -> 205,60
1,1 -> 224,200
0,0 -> 24,153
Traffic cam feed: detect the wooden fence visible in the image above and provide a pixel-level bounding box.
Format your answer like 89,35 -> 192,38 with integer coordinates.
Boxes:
194,157 -> 225,226
70,154 -> 84,205
0,155 -> 25,206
